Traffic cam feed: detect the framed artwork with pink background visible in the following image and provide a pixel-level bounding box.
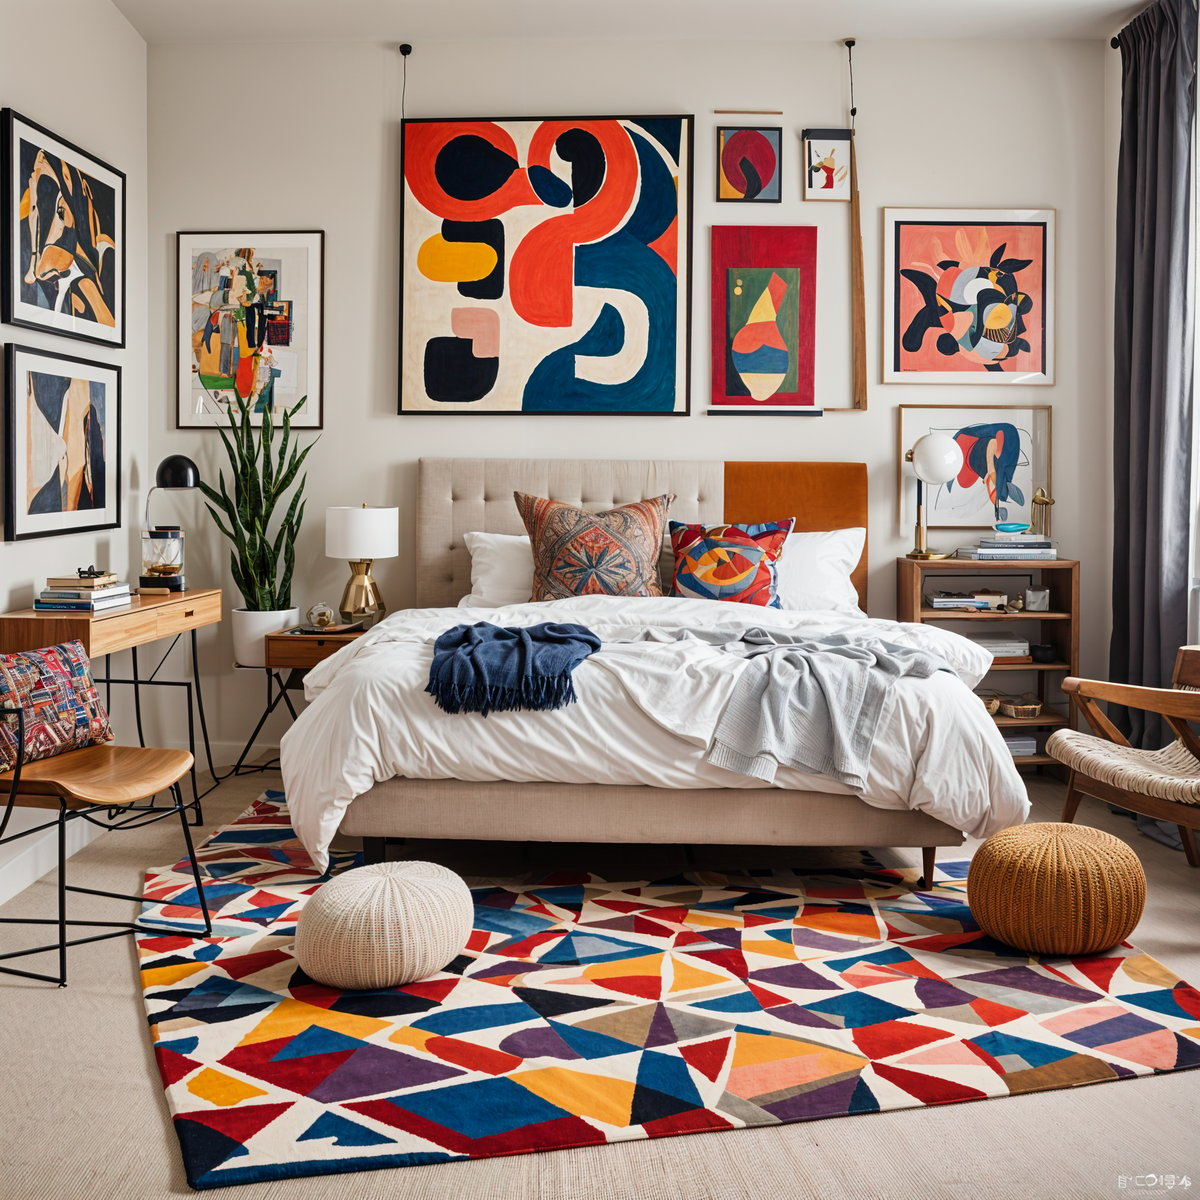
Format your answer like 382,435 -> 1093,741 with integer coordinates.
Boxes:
882,208 -> 1054,385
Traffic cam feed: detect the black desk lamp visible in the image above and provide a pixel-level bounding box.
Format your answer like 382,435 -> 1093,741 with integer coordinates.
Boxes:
142,455 -> 200,592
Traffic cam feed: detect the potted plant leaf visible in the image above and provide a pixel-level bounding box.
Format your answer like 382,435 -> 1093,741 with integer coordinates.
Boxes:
198,395 -> 315,666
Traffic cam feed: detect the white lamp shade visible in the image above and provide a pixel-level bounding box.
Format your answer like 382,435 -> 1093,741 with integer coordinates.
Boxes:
909,433 -> 964,486
325,506 -> 399,560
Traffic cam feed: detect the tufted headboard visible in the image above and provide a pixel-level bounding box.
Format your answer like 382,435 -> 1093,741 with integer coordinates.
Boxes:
416,459 -> 868,609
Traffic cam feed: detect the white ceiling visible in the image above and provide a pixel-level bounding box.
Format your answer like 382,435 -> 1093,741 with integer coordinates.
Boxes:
112,0 -> 1139,45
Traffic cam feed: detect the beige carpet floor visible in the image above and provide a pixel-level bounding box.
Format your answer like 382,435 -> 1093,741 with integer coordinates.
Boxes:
0,770 -> 1197,1200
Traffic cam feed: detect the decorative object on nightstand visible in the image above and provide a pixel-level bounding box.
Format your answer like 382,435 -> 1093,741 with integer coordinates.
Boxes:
306,602 -> 336,629
294,861 -> 473,990
326,505 -> 399,627
1031,486 -> 1055,536
968,823 -> 1145,955
897,555 -> 1080,769
198,395 -> 314,667
904,433 -> 964,559
141,455 -> 200,592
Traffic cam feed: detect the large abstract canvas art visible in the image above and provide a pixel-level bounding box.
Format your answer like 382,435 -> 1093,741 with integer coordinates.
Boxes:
176,231 -> 323,428
1,109 -> 125,347
898,405 -> 1052,530
883,209 -> 1054,385
4,344 -> 120,541
709,226 -> 818,414
400,116 -> 693,414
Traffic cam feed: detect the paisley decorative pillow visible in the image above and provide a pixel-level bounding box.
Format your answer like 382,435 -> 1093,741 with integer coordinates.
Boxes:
0,640 -> 113,770
514,492 -> 675,600
669,519 -> 795,607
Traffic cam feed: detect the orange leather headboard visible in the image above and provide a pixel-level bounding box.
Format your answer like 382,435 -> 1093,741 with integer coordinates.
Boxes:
724,462 -> 869,609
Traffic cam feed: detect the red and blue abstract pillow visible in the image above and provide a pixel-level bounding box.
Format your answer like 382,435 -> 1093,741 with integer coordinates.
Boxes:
670,519 -> 795,606
0,640 -> 112,771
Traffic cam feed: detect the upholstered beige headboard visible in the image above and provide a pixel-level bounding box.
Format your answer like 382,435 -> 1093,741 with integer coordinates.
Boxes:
415,458 -> 869,608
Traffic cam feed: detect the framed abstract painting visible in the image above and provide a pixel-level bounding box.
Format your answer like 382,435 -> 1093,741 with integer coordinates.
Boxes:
400,115 -> 693,414
176,230 -> 324,428
801,128 -> 851,201
709,225 -> 819,415
1,109 -> 125,347
716,126 -> 782,202
883,208 -> 1054,384
897,404 -> 1052,531
4,344 -> 120,541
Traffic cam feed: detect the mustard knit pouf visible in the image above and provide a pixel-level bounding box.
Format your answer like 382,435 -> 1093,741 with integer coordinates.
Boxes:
967,823 -> 1146,956
295,861 -> 474,990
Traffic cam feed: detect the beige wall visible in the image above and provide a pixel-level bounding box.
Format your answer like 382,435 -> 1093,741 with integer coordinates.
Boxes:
144,34 -> 1110,753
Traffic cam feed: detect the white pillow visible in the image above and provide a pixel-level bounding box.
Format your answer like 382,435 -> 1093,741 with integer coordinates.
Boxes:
460,531 -> 533,607
775,527 -> 865,613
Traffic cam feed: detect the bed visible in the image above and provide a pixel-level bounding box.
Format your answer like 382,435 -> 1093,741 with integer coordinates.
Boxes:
279,457 -> 1028,878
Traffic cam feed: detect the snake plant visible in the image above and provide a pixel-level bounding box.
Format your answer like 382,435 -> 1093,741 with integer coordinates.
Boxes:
197,395 -> 315,611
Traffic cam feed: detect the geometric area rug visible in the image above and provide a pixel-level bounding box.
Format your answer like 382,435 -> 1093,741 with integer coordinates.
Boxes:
138,794 -> 1200,1191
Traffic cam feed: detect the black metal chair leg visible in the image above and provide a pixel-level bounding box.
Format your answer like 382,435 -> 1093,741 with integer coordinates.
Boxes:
57,806 -> 68,988
174,785 -> 212,935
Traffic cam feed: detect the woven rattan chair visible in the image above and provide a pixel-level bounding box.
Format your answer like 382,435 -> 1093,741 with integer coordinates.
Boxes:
1046,645 -> 1200,868
0,705 -> 212,986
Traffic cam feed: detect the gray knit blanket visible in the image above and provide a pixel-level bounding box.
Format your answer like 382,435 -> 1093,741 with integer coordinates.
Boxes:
700,630 -> 953,789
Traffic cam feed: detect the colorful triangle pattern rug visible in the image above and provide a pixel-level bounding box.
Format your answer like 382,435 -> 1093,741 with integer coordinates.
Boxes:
138,795 -> 1200,1190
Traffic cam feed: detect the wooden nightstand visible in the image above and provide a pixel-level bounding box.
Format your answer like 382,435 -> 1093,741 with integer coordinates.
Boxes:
232,626 -> 365,773
897,557 -> 1080,771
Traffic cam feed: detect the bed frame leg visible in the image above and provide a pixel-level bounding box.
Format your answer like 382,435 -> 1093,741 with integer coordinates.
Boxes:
920,847 -> 936,889
362,837 -> 387,865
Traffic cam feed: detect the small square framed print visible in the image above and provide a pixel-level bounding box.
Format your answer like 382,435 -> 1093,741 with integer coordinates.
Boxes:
717,126 -> 782,202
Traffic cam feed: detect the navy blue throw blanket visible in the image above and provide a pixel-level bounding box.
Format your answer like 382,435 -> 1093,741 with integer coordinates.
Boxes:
425,622 -> 601,716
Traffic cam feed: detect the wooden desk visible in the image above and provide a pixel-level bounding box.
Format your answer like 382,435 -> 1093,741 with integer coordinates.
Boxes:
0,589 -> 222,657
0,589 -> 223,815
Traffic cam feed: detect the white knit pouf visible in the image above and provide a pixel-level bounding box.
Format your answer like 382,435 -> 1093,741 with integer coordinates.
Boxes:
294,861 -> 474,990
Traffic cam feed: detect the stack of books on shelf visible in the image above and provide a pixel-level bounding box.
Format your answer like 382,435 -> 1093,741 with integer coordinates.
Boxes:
956,532 -> 1057,560
926,589 -> 1008,611
35,573 -> 132,613
1002,734 -> 1039,758
972,636 -> 1031,664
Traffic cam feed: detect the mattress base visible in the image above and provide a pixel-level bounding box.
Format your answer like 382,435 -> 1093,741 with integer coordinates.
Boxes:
338,779 -> 965,848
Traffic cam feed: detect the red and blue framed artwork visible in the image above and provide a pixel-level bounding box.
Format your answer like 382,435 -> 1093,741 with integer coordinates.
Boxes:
709,225 -> 818,415
400,115 -> 693,414
716,126 -> 782,203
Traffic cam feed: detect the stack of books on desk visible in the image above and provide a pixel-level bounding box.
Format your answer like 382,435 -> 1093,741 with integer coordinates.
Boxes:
956,533 -> 1057,560
35,575 -> 132,613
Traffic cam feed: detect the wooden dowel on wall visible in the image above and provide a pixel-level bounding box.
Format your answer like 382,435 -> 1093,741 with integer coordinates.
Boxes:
849,135 -> 868,410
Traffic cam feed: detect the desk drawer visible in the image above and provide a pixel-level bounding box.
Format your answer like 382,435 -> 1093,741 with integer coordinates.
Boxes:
155,593 -> 223,639
91,610 -> 160,656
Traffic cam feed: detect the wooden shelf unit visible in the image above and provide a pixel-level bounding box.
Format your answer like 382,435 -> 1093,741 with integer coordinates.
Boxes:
897,557 -> 1080,772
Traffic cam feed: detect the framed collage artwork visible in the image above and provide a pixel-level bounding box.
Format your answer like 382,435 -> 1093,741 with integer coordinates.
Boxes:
898,404 -> 1052,531
1,108 -> 126,348
883,208 -> 1055,384
399,115 -> 693,415
4,343 -> 121,541
176,231 -> 324,429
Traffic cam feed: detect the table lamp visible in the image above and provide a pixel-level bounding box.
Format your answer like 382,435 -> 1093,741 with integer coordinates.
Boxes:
905,433 -> 964,559
326,505 -> 399,625
142,455 -> 200,592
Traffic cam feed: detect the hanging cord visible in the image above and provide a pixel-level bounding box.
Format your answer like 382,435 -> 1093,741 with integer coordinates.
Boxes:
399,43 -> 412,120
845,38 -> 857,132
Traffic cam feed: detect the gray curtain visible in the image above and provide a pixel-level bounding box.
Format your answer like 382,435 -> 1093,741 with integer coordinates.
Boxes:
1111,0 -> 1197,755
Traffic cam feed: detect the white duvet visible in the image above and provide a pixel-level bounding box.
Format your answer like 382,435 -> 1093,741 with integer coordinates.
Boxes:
280,597 -> 1029,870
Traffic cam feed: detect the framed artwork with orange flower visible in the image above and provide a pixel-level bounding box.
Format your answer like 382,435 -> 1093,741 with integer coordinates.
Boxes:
882,208 -> 1054,385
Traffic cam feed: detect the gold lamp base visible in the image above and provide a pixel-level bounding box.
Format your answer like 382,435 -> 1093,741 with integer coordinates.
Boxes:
339,559 -> 386,625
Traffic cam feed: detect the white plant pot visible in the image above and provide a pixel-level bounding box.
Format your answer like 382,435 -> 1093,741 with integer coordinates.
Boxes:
231,607 -> 299,668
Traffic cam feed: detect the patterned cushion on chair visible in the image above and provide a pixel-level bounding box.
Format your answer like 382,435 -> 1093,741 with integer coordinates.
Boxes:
514,491 -> 674,600
0,640 -> 113,771
669,519 -> 795,607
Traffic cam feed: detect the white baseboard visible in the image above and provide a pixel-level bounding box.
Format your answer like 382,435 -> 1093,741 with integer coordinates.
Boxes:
0,810 -> 106,907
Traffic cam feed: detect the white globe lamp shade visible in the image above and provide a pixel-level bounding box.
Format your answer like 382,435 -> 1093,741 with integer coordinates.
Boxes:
910,433 -> 964,486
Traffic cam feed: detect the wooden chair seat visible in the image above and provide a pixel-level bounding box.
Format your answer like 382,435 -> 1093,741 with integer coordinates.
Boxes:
2,745 -> 194,809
